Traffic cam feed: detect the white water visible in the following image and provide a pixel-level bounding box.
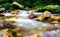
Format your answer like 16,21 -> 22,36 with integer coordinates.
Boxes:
3,10 -> 55,36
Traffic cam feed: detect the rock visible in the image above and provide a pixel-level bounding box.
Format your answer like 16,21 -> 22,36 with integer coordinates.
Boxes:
43,11 -> 51,17
36,11 -> 51,21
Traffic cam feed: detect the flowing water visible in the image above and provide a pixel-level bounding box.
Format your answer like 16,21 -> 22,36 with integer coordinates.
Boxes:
4,10 -> 56,36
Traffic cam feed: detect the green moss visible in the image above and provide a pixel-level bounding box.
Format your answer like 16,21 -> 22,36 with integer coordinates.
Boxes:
0,0 -> 60,14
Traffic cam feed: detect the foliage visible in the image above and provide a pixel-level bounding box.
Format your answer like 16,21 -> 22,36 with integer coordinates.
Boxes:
42,5 -> 60,13
0,0 -> 60,13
